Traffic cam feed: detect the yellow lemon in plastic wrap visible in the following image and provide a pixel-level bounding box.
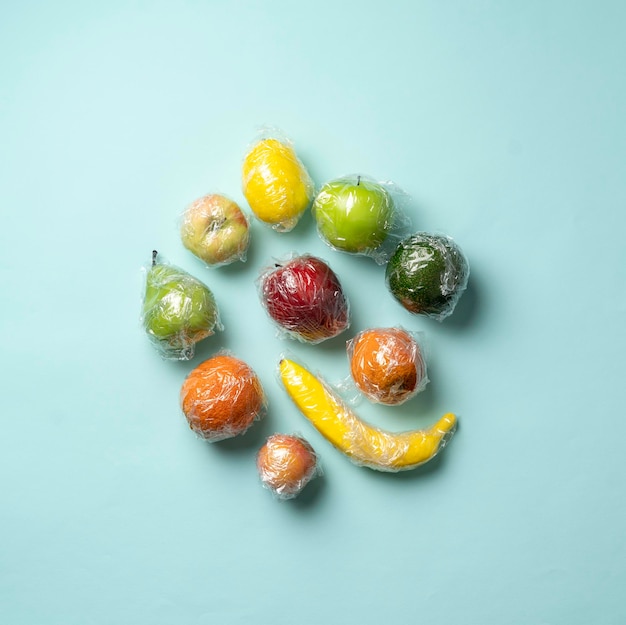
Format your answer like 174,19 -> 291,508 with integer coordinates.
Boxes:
242,138 -> 314,232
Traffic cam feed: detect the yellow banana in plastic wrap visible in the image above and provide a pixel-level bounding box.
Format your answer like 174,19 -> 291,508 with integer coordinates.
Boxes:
279,358 -> 457,472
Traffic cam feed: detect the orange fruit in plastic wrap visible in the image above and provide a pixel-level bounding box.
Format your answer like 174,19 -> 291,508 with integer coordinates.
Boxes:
348,327 -> 426,405
256,434 -> 319,499
180,354 -> 265,441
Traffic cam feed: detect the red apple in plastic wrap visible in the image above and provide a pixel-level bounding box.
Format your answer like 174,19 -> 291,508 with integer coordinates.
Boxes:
258,254 -> 350,343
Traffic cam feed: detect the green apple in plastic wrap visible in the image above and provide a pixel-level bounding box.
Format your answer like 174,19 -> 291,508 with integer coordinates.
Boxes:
142,251 -> 221,360
313,175 -> 395,256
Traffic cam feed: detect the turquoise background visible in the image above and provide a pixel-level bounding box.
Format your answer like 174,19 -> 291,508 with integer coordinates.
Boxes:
2,1 -> 625,623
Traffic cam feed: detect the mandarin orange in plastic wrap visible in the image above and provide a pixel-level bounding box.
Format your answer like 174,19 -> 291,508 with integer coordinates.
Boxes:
257,434 -> 320,499
348,327 -> 427,405
180,353 -> 266,441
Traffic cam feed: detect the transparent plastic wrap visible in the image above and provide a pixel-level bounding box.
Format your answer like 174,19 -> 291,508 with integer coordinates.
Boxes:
278,356 -> 456,472
346,327 -> 428,406
180,352 -> 266,442
385,232 -> 470,321
257,253 -> 350,344
180,193 -> 250,267
241,126 -> 315,232
256,433 -> 321,500
141,250 -> 222,360
312,174 -> 411,264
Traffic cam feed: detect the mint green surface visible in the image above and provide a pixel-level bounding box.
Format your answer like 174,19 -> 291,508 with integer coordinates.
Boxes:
2,2 -> 625,624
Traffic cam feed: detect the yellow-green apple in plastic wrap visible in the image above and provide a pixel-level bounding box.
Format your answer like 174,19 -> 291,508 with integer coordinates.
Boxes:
180,194 -> 250,266
142,251 -> 221,360
313,175 -> 394,255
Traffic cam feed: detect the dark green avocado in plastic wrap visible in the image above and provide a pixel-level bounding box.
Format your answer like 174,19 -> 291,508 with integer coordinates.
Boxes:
385,233 -> 470,321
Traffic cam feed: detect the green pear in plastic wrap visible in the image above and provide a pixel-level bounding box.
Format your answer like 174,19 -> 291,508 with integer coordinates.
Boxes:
141,251 -> 221,360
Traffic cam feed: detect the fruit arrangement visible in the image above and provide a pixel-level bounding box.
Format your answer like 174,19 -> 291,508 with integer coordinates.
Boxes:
140,126 -> 470,499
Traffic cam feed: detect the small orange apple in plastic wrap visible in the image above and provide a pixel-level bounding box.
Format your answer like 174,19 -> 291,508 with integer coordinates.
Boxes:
256,434 -> 320,500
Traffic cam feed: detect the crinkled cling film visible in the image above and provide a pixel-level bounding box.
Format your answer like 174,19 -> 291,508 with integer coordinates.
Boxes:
312,174 -> 411,264
257,433 -> 321,500
180,352 -> 266,442
279,357 -> 456,472
242,127 -> 315,232
258,253 -> 350,344
386,232 -> 470,321
347,327 -> 428,406
141,251 -> 222,360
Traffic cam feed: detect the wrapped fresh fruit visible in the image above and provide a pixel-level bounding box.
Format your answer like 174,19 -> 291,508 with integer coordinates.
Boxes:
242,129 -> 314,232
385,232 -> 469,321
279,357 -> 456,472
141,251 -> 222,360
257,433 -> 321,500
180,193 -> 250,267
312,174 -> 409,264
347,327 -> 428,405
257,254 -> 350,344
180,353 -> 266,441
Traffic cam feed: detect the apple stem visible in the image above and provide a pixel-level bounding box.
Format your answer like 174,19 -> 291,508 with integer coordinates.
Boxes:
152,250 -> 158,266
357,175 -> 361,186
